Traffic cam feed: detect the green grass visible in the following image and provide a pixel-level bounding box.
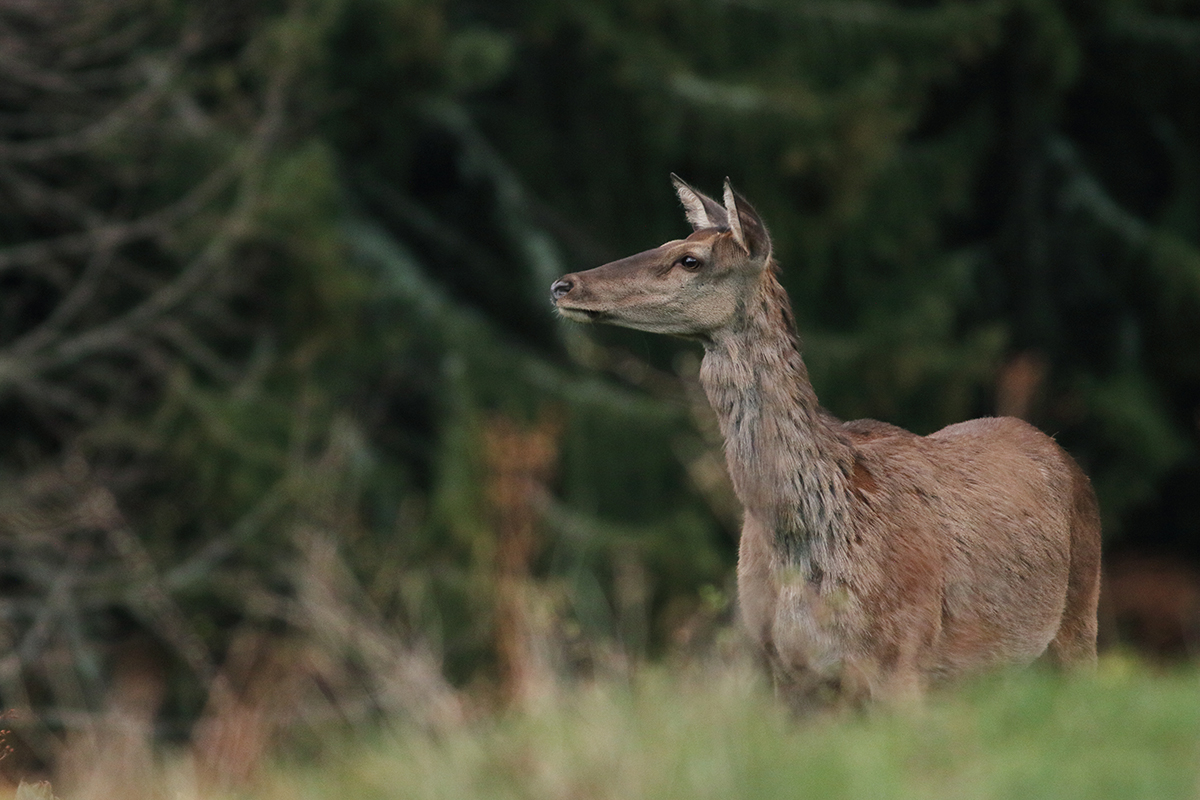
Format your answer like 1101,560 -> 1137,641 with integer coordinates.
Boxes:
260,656 -> 1200,800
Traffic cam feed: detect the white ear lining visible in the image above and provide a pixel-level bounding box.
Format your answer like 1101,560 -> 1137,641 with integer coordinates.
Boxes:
672,174 -> 717,229
679,189 -> 714,228
723,179 -> 747,253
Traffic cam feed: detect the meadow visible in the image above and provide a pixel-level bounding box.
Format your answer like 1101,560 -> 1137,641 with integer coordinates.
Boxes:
11,655 -> 1199,800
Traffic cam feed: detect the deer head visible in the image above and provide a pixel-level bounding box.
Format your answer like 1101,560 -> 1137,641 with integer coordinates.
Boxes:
550,176 -> 772,338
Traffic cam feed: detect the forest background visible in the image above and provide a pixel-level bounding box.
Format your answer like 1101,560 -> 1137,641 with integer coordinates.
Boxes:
0,0 -> 1199,788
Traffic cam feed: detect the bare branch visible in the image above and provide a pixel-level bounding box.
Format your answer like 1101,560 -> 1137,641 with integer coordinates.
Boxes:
7,247 -> 118,359
0,139 -> 252,276
0,58 -> 175,161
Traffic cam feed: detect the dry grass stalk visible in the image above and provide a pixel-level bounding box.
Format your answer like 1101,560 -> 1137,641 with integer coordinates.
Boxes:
190,632 -> 306,792
483,411 -> 561,709
1101,555 -> 1200,660
54,638 -> 164,800
995,351 -> 1047,420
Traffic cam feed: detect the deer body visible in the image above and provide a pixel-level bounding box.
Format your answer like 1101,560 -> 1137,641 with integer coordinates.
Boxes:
551,177 -> 1100,707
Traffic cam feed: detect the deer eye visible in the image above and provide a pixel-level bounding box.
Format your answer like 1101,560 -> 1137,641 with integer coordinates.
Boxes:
678,255 -> 701,271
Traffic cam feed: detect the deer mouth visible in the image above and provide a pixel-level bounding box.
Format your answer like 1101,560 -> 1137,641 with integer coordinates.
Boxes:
555,305 -> 608,323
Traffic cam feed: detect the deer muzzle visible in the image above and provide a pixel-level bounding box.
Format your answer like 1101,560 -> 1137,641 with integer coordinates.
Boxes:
550,274 -> 608,322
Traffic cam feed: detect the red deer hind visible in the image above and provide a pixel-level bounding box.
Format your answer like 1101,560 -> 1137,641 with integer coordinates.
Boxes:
550,176 -> 1101,708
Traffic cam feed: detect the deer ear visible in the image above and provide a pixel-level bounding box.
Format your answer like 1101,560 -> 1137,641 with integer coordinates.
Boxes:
723,178 -> 770,260
672,173 -> 728,230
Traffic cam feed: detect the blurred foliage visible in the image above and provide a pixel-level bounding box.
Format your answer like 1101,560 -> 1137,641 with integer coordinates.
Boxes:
0,0 -> 1198,753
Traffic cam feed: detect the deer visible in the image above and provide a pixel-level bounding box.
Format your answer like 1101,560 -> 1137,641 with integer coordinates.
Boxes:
550,176 -> 1101,709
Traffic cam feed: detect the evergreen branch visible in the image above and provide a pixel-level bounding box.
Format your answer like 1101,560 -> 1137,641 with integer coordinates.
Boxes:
1108,11 -> 1200,52
668,72 -> 822,118
1051,136 -> 1200,302
1051,137 -> 1151,248
422,100 -> 570,297
345,217 -> 681,424
717,0 -> 1008,38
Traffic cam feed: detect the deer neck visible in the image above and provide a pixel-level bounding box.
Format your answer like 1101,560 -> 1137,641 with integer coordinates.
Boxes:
699,266 -> 854,544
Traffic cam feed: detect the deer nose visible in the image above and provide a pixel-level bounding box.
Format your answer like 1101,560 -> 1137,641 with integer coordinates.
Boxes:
550,277 -> 574,301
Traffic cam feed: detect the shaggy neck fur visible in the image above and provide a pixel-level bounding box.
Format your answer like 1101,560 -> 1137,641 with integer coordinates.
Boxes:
699,263 -> 855,548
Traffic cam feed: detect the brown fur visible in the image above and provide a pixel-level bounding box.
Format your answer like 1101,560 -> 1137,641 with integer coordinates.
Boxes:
550,177 -> 1101,708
